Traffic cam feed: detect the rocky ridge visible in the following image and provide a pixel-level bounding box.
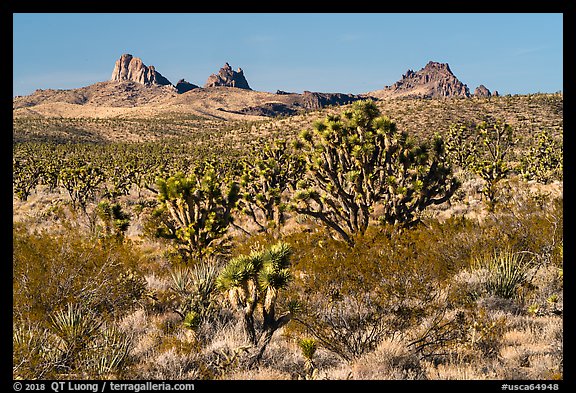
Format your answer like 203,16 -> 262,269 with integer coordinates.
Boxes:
389,61 -> 470,98
15,55 -> 499,119
474,84 -> 496,97
175,79 -> 199,94
204,63 -> 251,90
111,54 -> 172,86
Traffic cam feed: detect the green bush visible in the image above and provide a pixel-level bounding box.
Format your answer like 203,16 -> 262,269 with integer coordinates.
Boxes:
13,224 -> 146,325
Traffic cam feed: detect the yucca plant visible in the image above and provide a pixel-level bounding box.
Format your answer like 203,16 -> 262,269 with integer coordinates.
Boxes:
13,324 -> 59,379
473,250 -> 535,299
183,311 -> 201,331
170,260 -> 221,327
87,323 -> 134,378
299,338 -> 317,361
49,303 -> 102,371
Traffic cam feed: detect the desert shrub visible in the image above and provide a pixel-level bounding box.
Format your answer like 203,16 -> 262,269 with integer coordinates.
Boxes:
284,227 -> 453,362
135,347 -> 201,380
13,224 -> 147,325
168,260 -> 223,342
464,309 -> 508,358
346,339 -> 426,380
494,183 -> 563,267
13,223 -> 147,378
14,305 -> 136,379
13,323 -> 60,379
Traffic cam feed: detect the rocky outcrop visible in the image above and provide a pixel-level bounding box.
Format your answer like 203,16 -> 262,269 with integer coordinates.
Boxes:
237,102 -> 298,117
204,63 -> 251,90
175,79 -> 199,94
474,85 -> 492,97
299,91 -> 362,110
111,54 -> 172,86
389,61 -> 470,98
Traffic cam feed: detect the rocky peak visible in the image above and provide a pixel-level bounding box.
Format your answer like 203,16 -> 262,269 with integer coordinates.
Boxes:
175,79 -> 199,94
111,54 -> 172,86
204,62 -> 251,90
390,61 -> 470,98
474,84 -> 492,97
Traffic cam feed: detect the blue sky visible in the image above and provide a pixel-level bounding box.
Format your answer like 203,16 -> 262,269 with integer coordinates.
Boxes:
13,13 -> 563,97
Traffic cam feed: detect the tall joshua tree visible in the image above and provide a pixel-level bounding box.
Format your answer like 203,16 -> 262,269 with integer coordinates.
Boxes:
291,100 -> 459,245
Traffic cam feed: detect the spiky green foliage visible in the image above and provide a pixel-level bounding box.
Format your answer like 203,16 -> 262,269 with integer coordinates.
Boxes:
49,303 -> 102,371
96,200 -> 131,240
298,337 -> 318,379
155,162 -> 240,260
299,338 -> 317,361
239,139 -> 305,233
59,164 -> 105,212
170,261 -> 221,327
182,311 -> 201,331
216,242 -> 294,365
13,324 -> 59,379
87,324 -> 134,377
292,100 -> 459,245
15,306 -> 135,379
520,129 -> 563,184
448,119 -> 517,211
473,249 -> 535,299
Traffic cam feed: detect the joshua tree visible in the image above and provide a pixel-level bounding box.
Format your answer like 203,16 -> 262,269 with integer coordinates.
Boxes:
446,120 -> 517,211
520,128 -> 563,184
291,100 -> 459,245
239,140 -> 305,234
155,162 -> 240,260
95,201 -> 131,240
216,242 -> 294,366
59,164 -> 105,213
298,338 -> 318,379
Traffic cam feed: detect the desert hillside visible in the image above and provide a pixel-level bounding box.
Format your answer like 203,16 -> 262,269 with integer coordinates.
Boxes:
12,54 -> 563,382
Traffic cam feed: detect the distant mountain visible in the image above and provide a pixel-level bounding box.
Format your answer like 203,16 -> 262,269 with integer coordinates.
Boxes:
204,63 -> 251,90
14,55 -> 497,119
369,61 -> 493,99
111,54 -> 172,86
